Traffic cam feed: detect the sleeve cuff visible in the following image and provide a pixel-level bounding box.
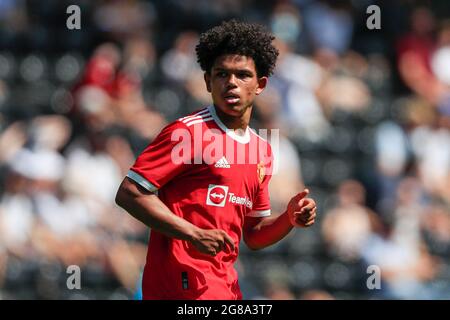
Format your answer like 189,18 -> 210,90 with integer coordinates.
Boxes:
247,209 -> 271,217
127,170 -> 158,193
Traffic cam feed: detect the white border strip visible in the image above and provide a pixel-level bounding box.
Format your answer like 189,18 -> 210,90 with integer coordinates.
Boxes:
127,170 -> 158,193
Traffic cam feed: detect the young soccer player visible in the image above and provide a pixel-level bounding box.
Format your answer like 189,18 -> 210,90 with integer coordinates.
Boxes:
115,20 -> 317,300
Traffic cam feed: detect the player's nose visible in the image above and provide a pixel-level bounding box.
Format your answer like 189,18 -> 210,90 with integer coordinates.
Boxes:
226,74 -> 238,87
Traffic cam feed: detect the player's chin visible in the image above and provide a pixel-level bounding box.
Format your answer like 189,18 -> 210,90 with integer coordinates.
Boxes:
219,101 -> 245,115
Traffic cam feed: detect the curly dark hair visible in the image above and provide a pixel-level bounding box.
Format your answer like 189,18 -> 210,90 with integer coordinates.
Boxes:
195,20 -> 279,77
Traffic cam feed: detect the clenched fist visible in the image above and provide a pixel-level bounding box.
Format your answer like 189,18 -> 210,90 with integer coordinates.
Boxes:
190,228 -> 236,256
287,189 -> 317,228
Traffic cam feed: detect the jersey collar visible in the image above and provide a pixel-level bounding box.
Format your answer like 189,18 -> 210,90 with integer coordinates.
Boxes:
207,105 -> 251,144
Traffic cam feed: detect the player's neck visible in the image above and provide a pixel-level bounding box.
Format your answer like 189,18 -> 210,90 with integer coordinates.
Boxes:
213,105 -> 251,132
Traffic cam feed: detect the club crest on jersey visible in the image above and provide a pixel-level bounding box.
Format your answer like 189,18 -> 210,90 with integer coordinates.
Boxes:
257,161 -> 265,184
206,184 -> 228,207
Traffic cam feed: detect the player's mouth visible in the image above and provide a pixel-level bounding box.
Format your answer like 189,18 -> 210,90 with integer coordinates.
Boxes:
223,93 -> 240,105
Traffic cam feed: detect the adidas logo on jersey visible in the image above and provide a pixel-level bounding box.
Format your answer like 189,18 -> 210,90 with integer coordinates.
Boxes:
214,156 -> 230,169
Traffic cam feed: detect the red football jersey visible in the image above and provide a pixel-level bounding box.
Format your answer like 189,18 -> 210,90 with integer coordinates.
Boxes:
127,105 -> 273,299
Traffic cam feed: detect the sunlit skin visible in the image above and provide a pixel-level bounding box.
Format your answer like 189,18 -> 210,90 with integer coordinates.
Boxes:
204,54 -> 268,131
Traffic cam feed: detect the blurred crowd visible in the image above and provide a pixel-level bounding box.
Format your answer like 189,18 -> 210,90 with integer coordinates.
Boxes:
1,0 -> 450,299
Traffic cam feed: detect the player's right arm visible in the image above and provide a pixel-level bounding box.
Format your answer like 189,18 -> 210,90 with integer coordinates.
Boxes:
115,117 -> 235,256
116,177 -> 198,241
115,178 -> 235,256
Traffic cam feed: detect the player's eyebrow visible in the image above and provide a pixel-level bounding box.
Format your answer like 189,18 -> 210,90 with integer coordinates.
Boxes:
213,67 -> 254,75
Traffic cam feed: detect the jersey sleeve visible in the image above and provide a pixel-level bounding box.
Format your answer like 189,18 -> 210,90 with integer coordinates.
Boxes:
127,121 -> 192,192
247,144 -> 273,218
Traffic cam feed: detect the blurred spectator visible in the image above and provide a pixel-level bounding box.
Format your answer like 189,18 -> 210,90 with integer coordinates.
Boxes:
396,6 -> 448,105
303,0 -> 354,54
409,103 -> 450,202
322,179 -> 380,262
360,177 -> 442,299
298,289 -> 335,300
93,0 -> 156,42
270,36 -> 330,143
161,31 -> 200,84
316,51 -> 372,114
255,88 -> 304,213
262,282 -> 296,300
431,20 -> 450,87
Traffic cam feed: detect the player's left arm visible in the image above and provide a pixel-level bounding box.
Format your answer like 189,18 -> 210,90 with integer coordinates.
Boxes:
243,189 -> 317,250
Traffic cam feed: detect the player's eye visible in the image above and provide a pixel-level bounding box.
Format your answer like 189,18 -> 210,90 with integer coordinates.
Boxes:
216,71 -> 227,78
237,72 -> 251,79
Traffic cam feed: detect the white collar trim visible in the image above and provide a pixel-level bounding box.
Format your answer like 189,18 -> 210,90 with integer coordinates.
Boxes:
207,105 -> 250,144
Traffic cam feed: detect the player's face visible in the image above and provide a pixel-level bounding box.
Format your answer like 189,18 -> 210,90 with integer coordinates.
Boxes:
205,54 -> 267,118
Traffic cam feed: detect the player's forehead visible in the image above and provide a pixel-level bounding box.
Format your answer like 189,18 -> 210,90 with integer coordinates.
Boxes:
212,54 -> 256,73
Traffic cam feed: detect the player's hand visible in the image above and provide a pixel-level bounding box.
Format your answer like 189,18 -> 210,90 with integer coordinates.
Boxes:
287,189 -> 317,228
190,228 -> 236,256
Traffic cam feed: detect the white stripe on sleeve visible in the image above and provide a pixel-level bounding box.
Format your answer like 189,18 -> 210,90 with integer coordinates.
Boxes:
126,170 -> 158,193
246,209 -> 271,217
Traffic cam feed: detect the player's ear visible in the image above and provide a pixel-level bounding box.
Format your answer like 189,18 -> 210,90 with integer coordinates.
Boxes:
204,72 -> 212,93
255,76 -> 268,95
